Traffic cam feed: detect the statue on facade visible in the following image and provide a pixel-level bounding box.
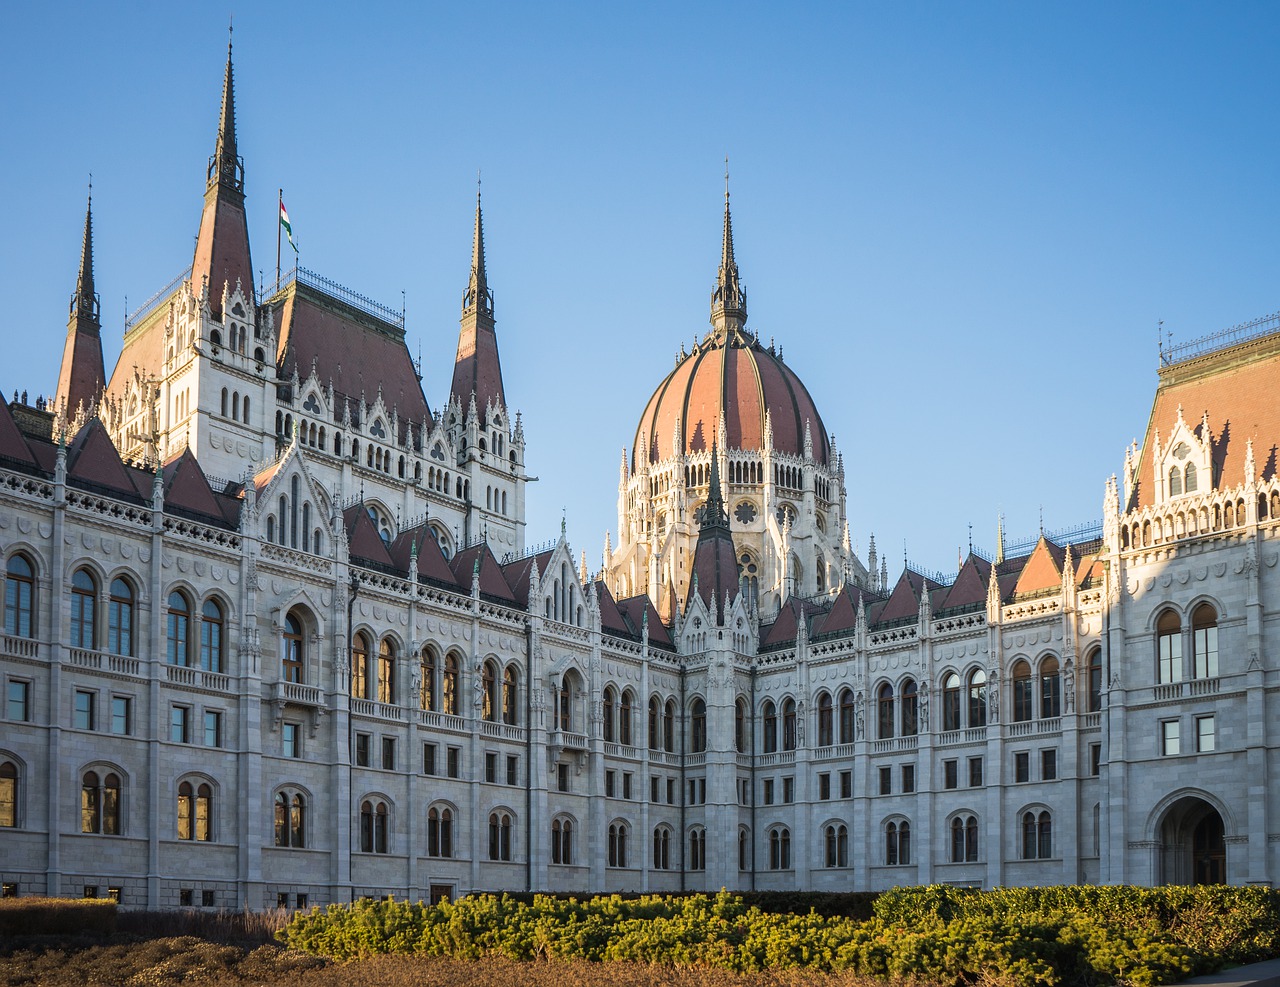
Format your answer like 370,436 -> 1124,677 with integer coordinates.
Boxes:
1064,659 -> 1075,713
855,690 -> 866,739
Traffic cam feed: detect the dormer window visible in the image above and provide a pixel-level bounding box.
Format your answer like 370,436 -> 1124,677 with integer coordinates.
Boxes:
1184,462 -> 1198,492
1169,466 -> 1182,496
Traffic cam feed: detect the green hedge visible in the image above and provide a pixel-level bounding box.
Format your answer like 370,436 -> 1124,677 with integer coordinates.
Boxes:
489,890 -> 879,921
277,886 -> 1280,985
0,896 -> 118,936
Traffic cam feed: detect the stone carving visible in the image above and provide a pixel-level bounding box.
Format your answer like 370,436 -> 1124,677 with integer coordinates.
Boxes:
1064,659 -> 1075,712
988,669 -> 1000,722
854,690 -> 865,740
918,681 -> 929,732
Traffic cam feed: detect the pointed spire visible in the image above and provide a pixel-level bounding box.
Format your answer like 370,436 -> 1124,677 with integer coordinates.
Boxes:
209,31 -> 243,194
710,160 -> 747,331
55,185 -> 106,417
463,180 -> 492,317
451,183 -> 506,424
995,513 -> 1005,566
699,443 -> 729,531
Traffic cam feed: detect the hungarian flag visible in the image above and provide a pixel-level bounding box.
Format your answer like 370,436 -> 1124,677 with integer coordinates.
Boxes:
280,197 -> 298,253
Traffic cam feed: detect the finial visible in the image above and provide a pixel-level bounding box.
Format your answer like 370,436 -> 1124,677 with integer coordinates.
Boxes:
724,156 -> 730,202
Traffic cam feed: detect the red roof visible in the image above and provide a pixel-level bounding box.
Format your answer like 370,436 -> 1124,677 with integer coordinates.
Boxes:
343,504 -> 396,570
450,542 -> 517,604
67,419 -> 147,502
1013,537 -> 1066,597
500,550 -> 554,610
616,594 -> 674,649
388,523 -> 459,588
936,554 -> 992,612
877,569 -> 938,624
162,448 -> 236,526
0,400 -> 37,468
191,189 -> 254,323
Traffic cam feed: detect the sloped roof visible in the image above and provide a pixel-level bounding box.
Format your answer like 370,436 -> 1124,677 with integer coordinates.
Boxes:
812,584 -> 876,637
595,580 -> 634,640
936,554 -> 992,612
0,400 -> 38,468
616,594 -> 674,649
343,504 -> 396,569
162,448 -> 236,526
1013,537 -> 1066,597
67,418 -> 147,502
388,524 -> 458,588
877,569 -> 938,624
450,542 -> 517,603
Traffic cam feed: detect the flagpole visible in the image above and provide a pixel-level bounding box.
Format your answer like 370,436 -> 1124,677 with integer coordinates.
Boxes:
276,188 -> 283,290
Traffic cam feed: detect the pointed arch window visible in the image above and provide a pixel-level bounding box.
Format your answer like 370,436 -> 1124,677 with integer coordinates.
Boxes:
663,698 -> 675,752
886,820 -> 911,865
688,828 -> 706,870
282,613 -> 305,684
274,790 -> 305,848
735,698 -> 747,752
762,699 -> 778,753
488,811 -> 511,861
619,690 -> 633,745
1012,660 -> 1033,722
1192,603 -> 1219,679
942,674 -> 961,732
1157,609 -> 1182,684
558,674 -> 573,732
350,632 -> 371,699
877,683 -> 895,739
482,659 -> 498,722
951,814 -> 978,862
648,695 -> 661,750
377,639 -> 396,705
838,688 -> 855,744
200,599 -> 224,672
442,654 -> 459,714
691,698 -> 707,753
1087,648 -> 1103,712
502,665 -> 518,725
1169,466 -> 1183,497
1021,810 -> 1052,859
428,805 -> 453,857
108,578 -> 134,656
70,569 -> 97,650
551,817 -> 573,865
420,648 -> 437,711
817,692 -> 833,746
968,670 -> 988,727
167,592 -> 192,666
1184,462 -> 1198,492
768,826 -> 791,870
824,824 -> 848,867
901,679 -> 918,736
4,555 -> 35,638
652,826 -> 671,869
359,799 -> 389,853
1039,657 -> 1061,719
608,822 -> 629,868
782,697 -> 797,750
603,687 -> 616,743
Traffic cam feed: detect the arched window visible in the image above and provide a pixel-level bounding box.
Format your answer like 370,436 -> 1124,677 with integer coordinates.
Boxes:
663,698 -> 675,752
4,555 -> 35,638
1169,466 -> 1183,497
738,828 -> 750,871
81,771 -> 120,835
1192,603 -> 1219,678
1021,810 -> 1053,859
70,569 -> 97,649
608,822 -> 629,868
1157,609 -> 1182,684
951,815 -> 978,863
762,700 -> 778,753
603,687 -> 616,743
481,659 -> 499,722
488,811 -> 512,861
166,592 -> 192,666
502,665 -> 518,725
377,640 -> 395,705
1011,660 -> 1033,722
108,578 -> 134,656
1087,648 -> 1103,712
360,800 -> 389,853
0,761 -> 17,827
838,688 -> 855,744
1184,462 -> 1198,492
420,648 -> 437,711
442,653 -> 459,714
652,826 -> 671,869
274,790 -> 306,848
735,698 -> 747,753
350,632 -> 371,699
282,613 -> 305,684
738,553 -> 759,610
968,670 -> 988,727
942,674 -> 961,732
1039,657 -> 1061,719
824,824 -> 848,867
901,679 -> 918,736
648,696 -> 661,750
421,804 -> 450,857
817,692 -> 833,747
551,817 -> 573,865
877,683 -> 895,739
782,698 -> 797,750
558,673 -> 574,732
178,781 -> 212,841
768,826 -> 791,870
689,828 -> 706,870
619,690 -> 633,745
691,698 -> 707,753
886,820 -> 911,865
200,599 -> 224,672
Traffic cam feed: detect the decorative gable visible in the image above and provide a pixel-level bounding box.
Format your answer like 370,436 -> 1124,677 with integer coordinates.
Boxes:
1152,405 -> 1212,505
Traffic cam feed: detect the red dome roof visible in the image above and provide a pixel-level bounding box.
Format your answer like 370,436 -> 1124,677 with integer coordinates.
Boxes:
633,326 -> 830,469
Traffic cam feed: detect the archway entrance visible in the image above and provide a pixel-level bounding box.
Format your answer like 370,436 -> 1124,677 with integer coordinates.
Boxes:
1158,796 -> 1225,885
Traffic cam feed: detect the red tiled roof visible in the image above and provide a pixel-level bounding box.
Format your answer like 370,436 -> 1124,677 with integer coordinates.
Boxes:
450,317 -> 506,425
67,418 -> 146,501
54,325 -> 106,420
936,554 -> 992,612
877,569 -> 938,624
616,594 -> 674,648
191,189 -> 253,323
1013,537 -> 1066,597
0,400 -> 38,468
343,504 -> 396,569
685,524 -> 739,616
162,448 -> 234,525
450,542 -> 517,604
500,550 -> 553,610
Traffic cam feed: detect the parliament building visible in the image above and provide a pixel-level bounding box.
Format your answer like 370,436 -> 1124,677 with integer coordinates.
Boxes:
0,43 -> 1276,909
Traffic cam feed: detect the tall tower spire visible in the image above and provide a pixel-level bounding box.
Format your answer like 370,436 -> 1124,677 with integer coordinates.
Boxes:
191,33 -> 253,320
450,183 -> 507,425
710,159 -> 747,332
55,186 -> 106,417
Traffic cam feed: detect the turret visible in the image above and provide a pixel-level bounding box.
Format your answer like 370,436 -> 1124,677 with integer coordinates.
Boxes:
54,189 -> 106,418
449,188 -> 507,428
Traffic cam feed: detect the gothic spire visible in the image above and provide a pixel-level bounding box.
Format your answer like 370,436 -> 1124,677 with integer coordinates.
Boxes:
54,188 -> 106,417
463,183 -> 491,316
699,443 -> 730,531
451,184 -> 507,425
209,33 -> 243,194
686,442 -> 738,618
710,161 -> 747,331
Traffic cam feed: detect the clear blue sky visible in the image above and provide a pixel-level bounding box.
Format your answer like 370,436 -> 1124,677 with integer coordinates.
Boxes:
4,2 -> 1279,579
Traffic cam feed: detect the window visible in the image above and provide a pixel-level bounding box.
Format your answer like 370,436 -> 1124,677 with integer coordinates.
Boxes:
273,790 -> 306,847
177,781 -> 212,841
200,600 -> 224,672
558,674 -> 573,732
1192,604 -> 1219,679
442,655 -> 459,714
507,755 -> 518,786
482,659 -> 497,721
878,766 -> 891,795
1196,715 -> 1216,752
488,811 -> 511,861
877,683 -> 894,739
74,690 -> 95,731
282,722 -> 300,759
1021,810 -> 1052,859
968,670 -> 987,727
70,569 -> 97,649
1014,751 -> 1029,783
502,666 -> 518,725
551,817 -> 573,865
1090,743 -> 1102,776
768,826 -> 791,870
901,680 -> 918,737
354,733 -> 370,767
623,772 -> 632,799
762,779 -> 774,805
428,805 -> 453,857
377,640 -> 395,704
619,690 -> 633,745
283,613 -> 305,683
359,800 -> 389,853
901,764 -> 915,794
762,700 -> 778,753
664,699 -> 675,752
782,698 -> 797,750
653,826 -> 671,869
648,696 -> 661,750
886,821 -> 910,865
783,776 -> 794,803
6,681 -> 28,722
1087,648 -> 1103,712
351,632 -> 370,699
738,829 -> 750,871
1185,461 -> 1199,492
817,692 -> 833,746
4,555 -> 35,638
0,761 -> 18,827
202,890 -> 215,907
838,688 -> 855,744
968,756 -> 983,787
818,772 -> 831,800
691,698 -> 707,753
167,592 -> 191,666
1157,610 -> 1182,684
950,815 -> 978,862
81,771 -> 120,835
170,706 -> 190,744
1041,748 -> 1057,781
942,674 -> 961,732
381,737 -> 395,770
110,696 -> 131,735
1012,660 -> 1033,722
824,824 -> 848,868
602,687 -> 615,742
486,752 -> 498,784
557,762 -> 569,792
423,743 -> 437,775
944,759 -> 958,790
650,776 -> 660,802
1040,658 -> 1061,718
608,823 -> 628,868
1162,719 -> 1181,756
203,710 -> 222,747
605,770 -> 615,797
688,828 -> 706,870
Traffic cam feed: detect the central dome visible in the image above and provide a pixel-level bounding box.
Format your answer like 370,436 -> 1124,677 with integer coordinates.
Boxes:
633,324 -> 830,469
